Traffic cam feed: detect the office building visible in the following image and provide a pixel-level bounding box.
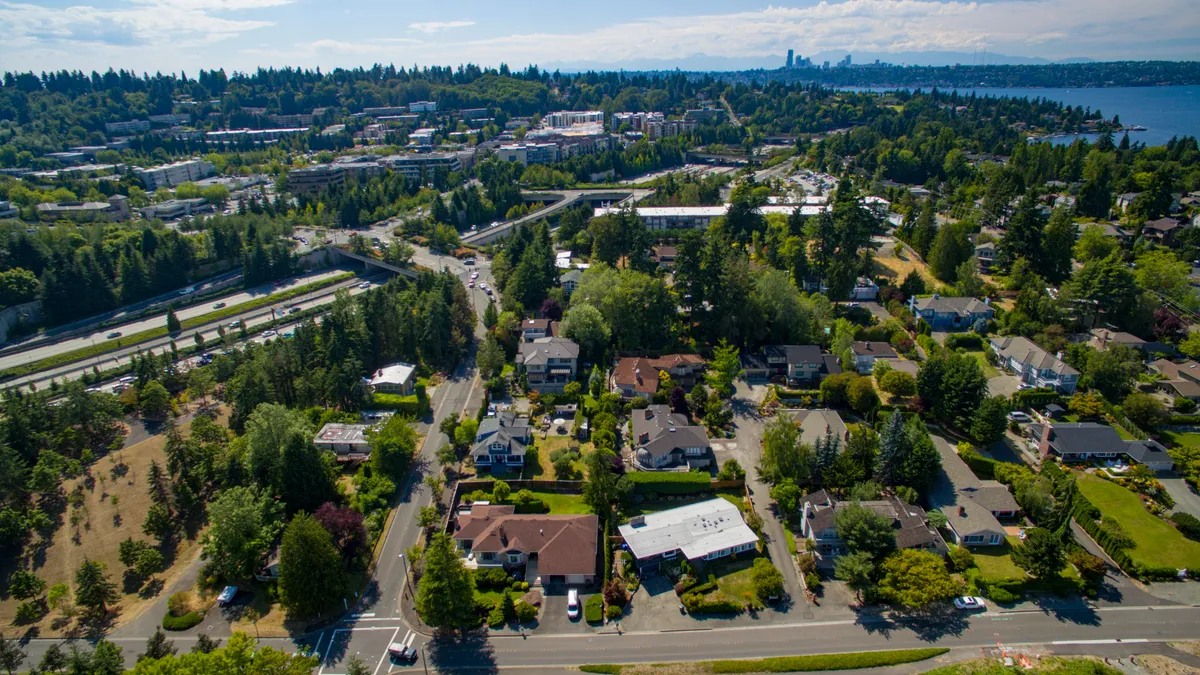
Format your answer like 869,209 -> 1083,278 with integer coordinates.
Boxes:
149,113 -> 190,126
380,153 -> 462,182
287,165 -> 345,195
44,152 -> 87,165
497,143 -> 560,166
36,195 -> 130,222
408,101 -> 438,113
543,111 -> 604,128
409,128 -> 437,147
134,159 -> 215,190
460,108 -> 489,120
268,113 -> 314,127
787,49 -> 794,68
139,198 -> 212,220
105,120 -> 151,135
362,106 -> 408,117
683,108 -> 723,122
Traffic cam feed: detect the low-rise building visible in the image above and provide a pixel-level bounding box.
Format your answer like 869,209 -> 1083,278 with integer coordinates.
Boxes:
800,490 -> 946,566
105,120 -> 151,135
795,409 -> 849,449
452,504 -> 598,585
1143,217 -> 1184,246
850,277 -> 879,300
560,268 -> 582,295
975,242 -> 996,273
631,404 -> 712,470
908,295 -> 994,331
381,153 -> 462,182
497,143 -> 560,166
139,198 -> 211,220
1149,359 -> 1200,400
363,106 -> 408,117
517,337 -> 579,393
36,195 -> 130,222
408,101 -> 438,113
1033,422 -> 1174,471
134,159 -> 215,190
313,423 -> 371,457
741,344 -> 841,384
619,498 -> 759,574
521,319 -> 552,342
989,336 -> 1079,393
369,362 -> 416,395
469,412 -> 532,471
543,111 -> 604,128
930,437 -> 1019,547
0,201 -> 18,219
852,342 -> 898,374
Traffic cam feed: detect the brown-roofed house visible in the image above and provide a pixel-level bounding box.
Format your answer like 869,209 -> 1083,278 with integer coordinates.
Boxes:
521,318 -> 552,342
610,353 -> 706,399
800,490 -> 947,567
1150,359 -> 1200,400
452,503 -> 599,585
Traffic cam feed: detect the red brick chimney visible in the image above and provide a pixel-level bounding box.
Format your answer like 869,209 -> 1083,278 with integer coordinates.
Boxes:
1038,422 -> 1054,457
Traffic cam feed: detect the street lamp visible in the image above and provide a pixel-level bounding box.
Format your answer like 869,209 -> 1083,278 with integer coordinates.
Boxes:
398,552 -> 414,597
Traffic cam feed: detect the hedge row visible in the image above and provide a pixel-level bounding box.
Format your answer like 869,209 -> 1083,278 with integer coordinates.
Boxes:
944,333 -> 985,351
1012,389 -> 1061,408
584,594 -> 603,623
162,610 -> 204,631
957,446 -> 999,479
1167,414 -> 1200,425
579,666 -> 623,675
1072,494 -> 1136,574
626,471 -> 713,495
707,648 -> 950,673
775,387 -> 822,399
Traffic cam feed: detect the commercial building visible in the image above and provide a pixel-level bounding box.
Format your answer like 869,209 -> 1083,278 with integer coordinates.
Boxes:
36,195 -> 130,222
800,490 -> 946,566
684,108 -> 724,122
452,504 -> 598,585
380,153 -> 463,182
930,438 -> 1017,547
313,423 -> 371,457
409,128 -> 437,147
204,128 -> 306,143
619,499 -> 759,574
516,337 -> 579,393
105,120 -> 151,135
990,336 -> 1079,393
139,198 -> 212,220
134,159 -> 216,190
461,108 -> 489,120
1033,422 -> 1174,471
368,362 -> 417,396
496,143 -> 560,166
543,111 -> 604,128
362,106 -> 408,117
408,101 -> 438,113
287,165 -> 345,195
908,295 -> 994,331
631,404 -> 712,470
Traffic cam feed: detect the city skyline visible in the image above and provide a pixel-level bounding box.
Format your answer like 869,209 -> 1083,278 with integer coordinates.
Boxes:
1,0 -> 1198,75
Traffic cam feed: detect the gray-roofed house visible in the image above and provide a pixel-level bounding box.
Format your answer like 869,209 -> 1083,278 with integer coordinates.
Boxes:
794,409 -> 849,449
1143,217 -> 1184,246
560,268 -> 582,295
618,498 -> 759,573
368,362 -> 416,395
1150,359 -> 1200,401
989,336 -> 1079,393
313,423 -> 371,457
800,490 -> 947,567
1087,328 -> 1177,358
929,437 -> 1013,547
517,337 -> 579,393
908,295 -> 994,331
470,412 -> 533,471
631,404 -> 712,470
1035,422 -> 1174,471
975,242 -> 996,273
852,342 -> 898,374
740,345 -> 840,384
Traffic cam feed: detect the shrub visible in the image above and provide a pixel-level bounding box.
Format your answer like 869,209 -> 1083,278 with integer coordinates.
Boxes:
580,666 -> 624,674
1175,397 -> 1198,413
603,578 -> 628,608
796,553 -> 817,576
1171,512 -> 1200,541
514,601 -> 538,623
584,594 -> 603,623
487,606 -> 506,628
605,604 -> 623,620
706,648 -> 949,673
944,333 -> 984,351
371,392 -> 430,416
985,586 -> 1020,603
14,600 -> 44,624
474,567 -> 511,589
947,546 -> 975,572
804,572 -> 822,591
162,610 -> 204,631
1135,562 -> 1180,582
166,591 -> 192,617
1069,550 -> 1108,580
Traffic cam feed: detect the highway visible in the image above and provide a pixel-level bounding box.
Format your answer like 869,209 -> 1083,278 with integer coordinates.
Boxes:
462,188 -> 654,246
2,273 -> 378,392
0,268 -> 355,374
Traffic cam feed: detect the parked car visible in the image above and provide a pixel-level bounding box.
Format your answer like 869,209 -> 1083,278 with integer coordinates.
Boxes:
228,321 -> 240,329
178,286 -> 196,296
567,588 -> 580,620
468,281 -> 474,288
218,586 -> 238,606
953,596 -> 987,611
471,272 -> 479,279
106,331 -> 122,339
1007,411 -> 1032,423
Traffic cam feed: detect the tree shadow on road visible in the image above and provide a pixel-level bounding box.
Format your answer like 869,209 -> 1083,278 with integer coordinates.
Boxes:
427,630 -> 498,674
852,606 -> 970,641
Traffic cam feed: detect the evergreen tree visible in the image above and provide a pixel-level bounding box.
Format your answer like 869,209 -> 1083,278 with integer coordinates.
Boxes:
875,412 -> 909,487
1041,208 -> 1077,283
928,221 -> 972,283
997,192 -> 1045,272
139,627 -> 178,662
74,558 -> 118,615
1078,149 -> 1115,219
482,300 -> 498,329
812,431 -> 840,486
279,434 -> 336,515
910,200 -> 937,258
166,305 -> 181,333
278,512 -> 346,617
415,533 -> 477,632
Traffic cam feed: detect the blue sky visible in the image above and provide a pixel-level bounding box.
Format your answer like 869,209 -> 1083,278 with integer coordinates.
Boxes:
2,0 -> 1198,74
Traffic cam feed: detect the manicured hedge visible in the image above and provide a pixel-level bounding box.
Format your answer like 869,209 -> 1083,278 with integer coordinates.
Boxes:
371,385 -> 429,416
776,387 -> 822,399
584,593 -> 603,623
1012,389 -> 1061,408
580,666 -> 624,674
1167,414 -> 1200,425
626,471 -> 712,495
944,333 -> 984,350
958,446 -> 998,479
162,611 -> 204,631
707,648 -> 950,673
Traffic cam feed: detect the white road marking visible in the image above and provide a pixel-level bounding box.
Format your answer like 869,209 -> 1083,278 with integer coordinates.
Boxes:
373,627 -> 400,675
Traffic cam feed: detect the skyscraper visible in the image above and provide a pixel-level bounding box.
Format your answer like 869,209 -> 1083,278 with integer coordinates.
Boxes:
786,49 -> 794,68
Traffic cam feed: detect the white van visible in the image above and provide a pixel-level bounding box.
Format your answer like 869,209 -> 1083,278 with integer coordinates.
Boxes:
389,630 -> 417,662
567,588 -> 580,620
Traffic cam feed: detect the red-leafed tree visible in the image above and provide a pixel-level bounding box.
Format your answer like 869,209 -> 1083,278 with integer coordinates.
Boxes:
314,502 -> 367,565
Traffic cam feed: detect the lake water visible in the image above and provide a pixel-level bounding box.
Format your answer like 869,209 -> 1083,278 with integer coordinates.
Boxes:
842,85 -> 1200,147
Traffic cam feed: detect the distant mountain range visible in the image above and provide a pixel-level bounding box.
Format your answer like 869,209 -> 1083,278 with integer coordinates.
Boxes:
546,51 -> 1096,73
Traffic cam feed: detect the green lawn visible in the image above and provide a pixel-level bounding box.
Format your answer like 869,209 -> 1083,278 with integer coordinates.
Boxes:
1113,425 -> 1137,440
704,555 -> 763,604
1161,430 -> 1200,448
624,490 -> 746,519
475,589 -> 524,606
522,436 -> 590,479
526,490 -> 591,514
964,351 -> 1000,378
1077,473 -> 1200,569
971,539 -> 1026,580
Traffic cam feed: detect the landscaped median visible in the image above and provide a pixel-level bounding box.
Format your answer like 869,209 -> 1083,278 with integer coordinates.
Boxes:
0,272 -> 357,382
579,647 -> 949,674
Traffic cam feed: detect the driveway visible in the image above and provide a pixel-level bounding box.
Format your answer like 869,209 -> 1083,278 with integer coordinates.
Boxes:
1159,475 -> 1200,519
988,375 -> 1022,399
857,301 -> 892,325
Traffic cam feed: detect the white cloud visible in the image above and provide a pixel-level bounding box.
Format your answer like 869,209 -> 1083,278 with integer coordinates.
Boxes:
408,20 -> 474,34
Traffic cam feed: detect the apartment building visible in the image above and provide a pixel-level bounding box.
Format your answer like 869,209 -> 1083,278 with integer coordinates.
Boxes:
134,159 -> 216,190
543,111 -> 604,128
497,143 -> 560,166
362,106 -> 408,117
408,101 -> 438,113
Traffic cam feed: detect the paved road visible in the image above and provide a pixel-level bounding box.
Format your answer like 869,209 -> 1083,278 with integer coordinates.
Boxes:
1160,475 -> 1200,520
0,268 -> 352,372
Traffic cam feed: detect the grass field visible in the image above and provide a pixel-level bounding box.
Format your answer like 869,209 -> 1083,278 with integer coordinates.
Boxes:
964,351 -> 1000,378
580,647 -> 949,674
1077,473 -> 1200,569
624,490 -> 746,518
1161,430 -> 1200,447
0,412 -> 224,633
708,555 -> 760,603
523,436 -> 590,479
872,241 -> 934,285
971,539 -> 1026,580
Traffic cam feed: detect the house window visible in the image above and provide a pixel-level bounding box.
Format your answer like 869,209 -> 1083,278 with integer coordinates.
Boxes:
989,535 -> 1002,545
684,447 -> 703,456
964,535 -> 985,544
662,550 -> 677,560
508,553 -> 522,563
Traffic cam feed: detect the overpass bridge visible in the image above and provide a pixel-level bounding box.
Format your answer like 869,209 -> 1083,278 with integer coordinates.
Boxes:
462,188 -> 654,246
328,246 -> 422,279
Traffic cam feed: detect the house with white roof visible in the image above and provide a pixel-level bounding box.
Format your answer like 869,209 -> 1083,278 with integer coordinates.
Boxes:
618,498 -> 759,573
368,362 -> 416,395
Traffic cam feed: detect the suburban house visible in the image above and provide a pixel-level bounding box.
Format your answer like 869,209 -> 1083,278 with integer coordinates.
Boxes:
852,342 -> 898,375
653,245 -> 678,268
517,337 -> 579,393
1033,422 -> 1174,471
560,269 -> 582,295
741,345 -> 841,384
794,409 -> 849,449
521,319 -> 553,342
799,490 -> 947,567
313,423 -> 371,457
989,336 -> 1079,394
368,362 -> 416,395
1142,217 -> 1184,246
1085,328 -> 1175,358
631,404 -> 712,470
452,503 -> 599,586
610,354 -> 706,399
850,277 -> 879,301
1117,192 -> 1141,212
908,295 -> 994,331
469,412 -> 533,471
1150,359 -> 1200,400
930,438 -> 1019,548
618,498 -> 759,573
974,242 -> 996,273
